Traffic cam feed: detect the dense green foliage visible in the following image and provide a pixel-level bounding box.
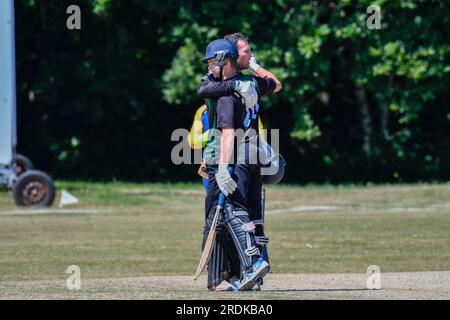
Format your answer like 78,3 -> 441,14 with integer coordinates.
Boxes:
15,0 -> 450,183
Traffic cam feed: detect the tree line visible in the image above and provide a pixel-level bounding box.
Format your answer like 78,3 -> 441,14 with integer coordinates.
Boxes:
15,0 -> 450,183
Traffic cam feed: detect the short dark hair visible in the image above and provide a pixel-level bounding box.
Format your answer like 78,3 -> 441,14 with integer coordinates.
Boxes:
224,32 -> 249,45
226,56 -> 239,69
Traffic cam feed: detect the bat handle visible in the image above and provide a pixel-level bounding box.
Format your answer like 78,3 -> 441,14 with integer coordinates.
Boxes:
217,193 -> 226,208
217,165 -> 234,208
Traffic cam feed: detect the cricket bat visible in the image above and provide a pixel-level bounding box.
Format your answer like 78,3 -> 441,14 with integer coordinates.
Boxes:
193,193 -> 225,280
194,166 -> 233,280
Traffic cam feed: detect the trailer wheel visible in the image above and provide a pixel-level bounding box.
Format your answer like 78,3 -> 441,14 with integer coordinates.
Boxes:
13,170 -> 55,207
13,154 -> 34,176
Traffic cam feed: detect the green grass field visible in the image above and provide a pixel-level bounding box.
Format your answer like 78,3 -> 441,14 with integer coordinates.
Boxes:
0,182 -> 449,286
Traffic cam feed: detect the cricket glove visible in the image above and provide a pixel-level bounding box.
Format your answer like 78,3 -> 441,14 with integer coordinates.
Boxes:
235,80 -> 258,109
249,54 -> 260,73
215,164 -> 237,196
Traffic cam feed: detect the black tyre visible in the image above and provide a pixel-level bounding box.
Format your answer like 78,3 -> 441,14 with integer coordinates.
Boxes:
13,154 -> 34,176
13,170 -> 55,207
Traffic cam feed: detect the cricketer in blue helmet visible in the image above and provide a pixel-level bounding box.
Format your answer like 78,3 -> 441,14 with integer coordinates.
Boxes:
197,33 -> 285,291
198,36 -> 281,291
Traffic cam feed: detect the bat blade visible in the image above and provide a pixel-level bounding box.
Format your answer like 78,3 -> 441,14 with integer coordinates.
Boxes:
193,205 -> 221,280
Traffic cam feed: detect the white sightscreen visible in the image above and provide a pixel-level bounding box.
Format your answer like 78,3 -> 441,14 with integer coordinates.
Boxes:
0,0 -> 15,165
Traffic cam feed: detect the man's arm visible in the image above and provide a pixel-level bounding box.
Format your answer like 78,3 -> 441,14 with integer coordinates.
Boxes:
254,76 -> 277,98
198,76 -> 259,109
249,55 -> 282,92
197,76 -> 236,99
216,126 -> 237,196
220,127 -> 234,165
215,96 -> 238,196
217,96 -> 236,165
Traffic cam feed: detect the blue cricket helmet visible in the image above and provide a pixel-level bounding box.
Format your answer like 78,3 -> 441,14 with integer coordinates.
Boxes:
202,39 -> 239,64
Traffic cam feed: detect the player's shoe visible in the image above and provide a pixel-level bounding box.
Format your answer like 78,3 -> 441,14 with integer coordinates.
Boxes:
214,280 -> 240,291
230,280 -> 261,291
213,280 -> 235,291
252,281 -> 262,291
237,258 -> 270,291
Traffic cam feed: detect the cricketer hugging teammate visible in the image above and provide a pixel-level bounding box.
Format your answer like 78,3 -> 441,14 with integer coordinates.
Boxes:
190,33 -> 286,292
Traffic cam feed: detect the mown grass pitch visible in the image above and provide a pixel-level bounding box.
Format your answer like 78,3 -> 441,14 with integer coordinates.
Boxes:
0,182 -> 449,297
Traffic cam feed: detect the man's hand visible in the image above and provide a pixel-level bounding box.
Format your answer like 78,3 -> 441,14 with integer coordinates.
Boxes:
249,54 -> 260,73
235,80 -> 258,109
248,53 -> 282,93
215,164 -> 237,196
208,63 -> 222,80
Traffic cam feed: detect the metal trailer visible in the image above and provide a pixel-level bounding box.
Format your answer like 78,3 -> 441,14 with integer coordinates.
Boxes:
0,0 -> 55,206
